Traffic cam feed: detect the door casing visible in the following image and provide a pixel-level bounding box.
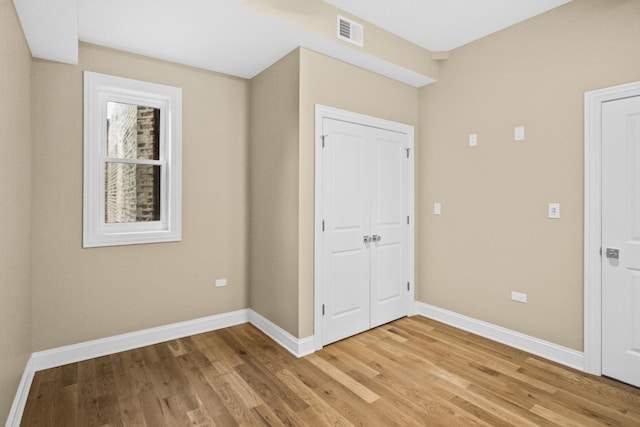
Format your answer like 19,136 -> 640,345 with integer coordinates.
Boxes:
314,105 -> 415,351
584,80 -> 640,375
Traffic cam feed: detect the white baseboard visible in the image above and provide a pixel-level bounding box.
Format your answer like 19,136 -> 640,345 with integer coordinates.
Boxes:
30,309 -> 250,372
415,302 -> 584,371
248,310 -> 315,358
5,357 -> 34,427
7,310 -> 249,427
7,308 -> 316,426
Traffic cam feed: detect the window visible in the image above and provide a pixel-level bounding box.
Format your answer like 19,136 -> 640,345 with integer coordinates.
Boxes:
83,71 -> 182,247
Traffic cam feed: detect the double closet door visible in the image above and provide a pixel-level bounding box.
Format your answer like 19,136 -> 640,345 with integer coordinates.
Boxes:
321,117 -> 411,346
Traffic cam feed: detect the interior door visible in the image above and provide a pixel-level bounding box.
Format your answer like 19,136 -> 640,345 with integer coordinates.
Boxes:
321,117 -> 409,345
322,118 -> 371,345
602,95 -> 640,387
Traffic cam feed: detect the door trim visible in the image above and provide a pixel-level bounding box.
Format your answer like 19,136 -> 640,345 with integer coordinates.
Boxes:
584,81 -> 640,375
314,105 -> 415,351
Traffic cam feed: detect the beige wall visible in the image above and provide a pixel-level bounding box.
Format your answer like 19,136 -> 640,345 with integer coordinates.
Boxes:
31,43 -> 250,351
249,49 -> 301,336
0,0 -> 32,422
298,48 -> 419,337
418,0 -> 640,351
249,48 -> 419,338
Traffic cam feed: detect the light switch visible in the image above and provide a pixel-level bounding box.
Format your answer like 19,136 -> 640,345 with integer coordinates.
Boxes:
548,203 -> 560,219
511,291 -> 527,303
434,203 -> 442,215
514,126 -> 525,141
469,134 -> 477,147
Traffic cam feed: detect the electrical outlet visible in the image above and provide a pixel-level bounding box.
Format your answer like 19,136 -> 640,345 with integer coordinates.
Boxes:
548,203 -> 560,219
434,203 -> 442,215
215,278 -> 227,287
469,134 -> 477,147
511,291 -> 527,303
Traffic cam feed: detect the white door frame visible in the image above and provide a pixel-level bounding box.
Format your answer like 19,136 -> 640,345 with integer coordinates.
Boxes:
314,105 -> 415,351
584,81 -> 640,375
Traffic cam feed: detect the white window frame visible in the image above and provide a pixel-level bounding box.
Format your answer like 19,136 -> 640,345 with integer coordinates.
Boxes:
83,71 -> 182,248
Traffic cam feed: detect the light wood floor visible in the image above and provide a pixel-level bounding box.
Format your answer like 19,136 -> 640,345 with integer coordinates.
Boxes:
21,316 -> 640,426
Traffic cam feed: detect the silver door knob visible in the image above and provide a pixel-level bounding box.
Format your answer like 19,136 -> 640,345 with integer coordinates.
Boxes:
363,235 -> 372,244
606,248 -> 619,259
372,234 -> 381,242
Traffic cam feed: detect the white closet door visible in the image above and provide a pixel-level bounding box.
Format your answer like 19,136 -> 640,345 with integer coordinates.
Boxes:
321,117 -> 409,345
321,118 -> 371,345
370,129 -> 409,328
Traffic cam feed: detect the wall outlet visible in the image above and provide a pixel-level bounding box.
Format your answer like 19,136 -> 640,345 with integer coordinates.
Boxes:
511,291 -> 527,303
548,203 -> 560,219
215,278 -> 227,287
469,133 -> 478,147
434,202 -> 442,215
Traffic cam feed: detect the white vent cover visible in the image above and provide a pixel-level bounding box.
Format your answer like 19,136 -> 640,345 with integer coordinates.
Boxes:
337,15 -> 364,47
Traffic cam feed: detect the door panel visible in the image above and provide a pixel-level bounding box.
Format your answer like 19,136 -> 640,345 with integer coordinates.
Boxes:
322,118 -> 370,345
376,243 -> 403,303
377,139 -> 403,225
331,250 -> 367,316
332,136 -> 363,230
602,95 -> 640,387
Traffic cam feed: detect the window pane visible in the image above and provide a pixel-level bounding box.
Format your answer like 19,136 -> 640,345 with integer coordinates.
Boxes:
105,163 -> 161,223
106,102 -> 160,160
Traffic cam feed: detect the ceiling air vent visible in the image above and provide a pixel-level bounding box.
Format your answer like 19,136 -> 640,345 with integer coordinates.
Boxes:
337,15 -> 364,47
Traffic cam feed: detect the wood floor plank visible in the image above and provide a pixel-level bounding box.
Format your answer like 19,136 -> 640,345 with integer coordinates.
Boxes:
94,355 -> 121,426
20,368 -> 50,426
348,368 -> 484,427
173,352 -> 238,424
197,364 -> 258,426
50,384 -> 77,427
251,403 -> 288,427
530,403 -> 601,427
275,368 -> 354,426
321,345 -> 381,378
542,387 -> 637,426
110,351 -> 148,426
138,389 -> 171,427
233,359 -> 310,425
447,394 -> 516,427
21,316 -> 640,426
306,353 -> 380,404
123,348 -> 154,395
287,359 -> 399,426
297,404 -> 353,427
76,359 -> 100,427
186,407 -> 215,427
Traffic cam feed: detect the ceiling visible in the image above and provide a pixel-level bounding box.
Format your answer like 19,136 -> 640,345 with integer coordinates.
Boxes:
13,0 -> 572,87
324,0 -> 573,52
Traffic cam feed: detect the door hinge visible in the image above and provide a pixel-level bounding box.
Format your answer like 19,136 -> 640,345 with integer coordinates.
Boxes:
599,247 -> 602,256
406,148 -> 411,159
322,220 -> 325,232
407,282 -> 410,291
322,304 -> 325,316
321,135 -> 327,148
407,215 -> 410,225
